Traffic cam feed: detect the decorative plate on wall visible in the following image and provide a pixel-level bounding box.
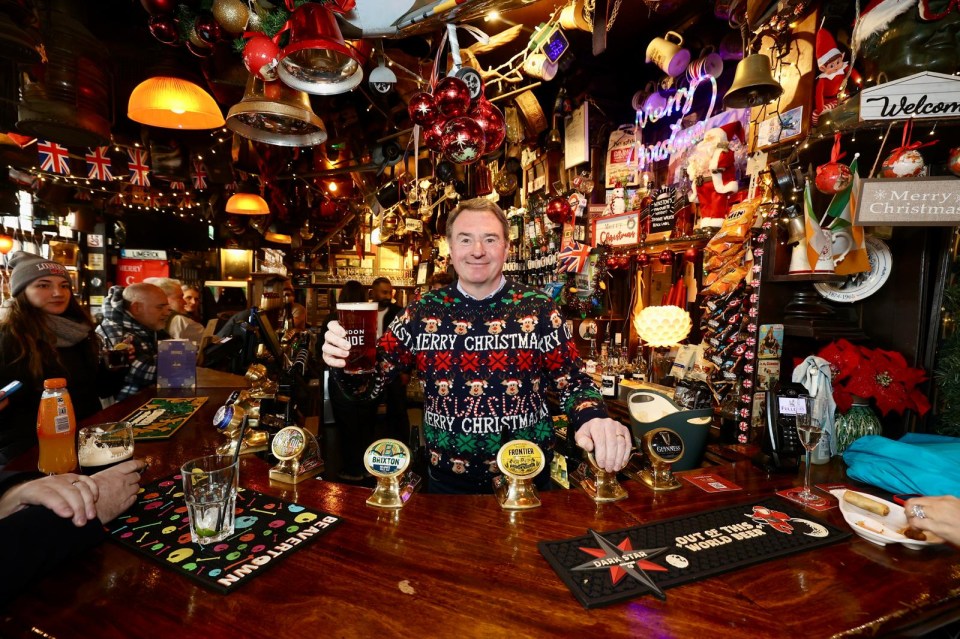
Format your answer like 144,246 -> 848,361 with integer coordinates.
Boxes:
814,236 -> 892,303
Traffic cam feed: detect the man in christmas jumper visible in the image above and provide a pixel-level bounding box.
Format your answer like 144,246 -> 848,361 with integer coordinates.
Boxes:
323,198 -> 632,494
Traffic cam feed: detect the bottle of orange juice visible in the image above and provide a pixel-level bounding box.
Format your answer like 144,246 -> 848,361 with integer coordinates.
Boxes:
37,378 -> 78,475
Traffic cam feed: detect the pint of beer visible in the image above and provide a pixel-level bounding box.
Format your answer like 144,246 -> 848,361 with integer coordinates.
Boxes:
337,302 -> 379,374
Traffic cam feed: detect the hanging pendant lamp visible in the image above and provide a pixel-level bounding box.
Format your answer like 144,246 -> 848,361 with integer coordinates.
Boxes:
226,75 -> 327,146
128,76 -> 225,129
226,192 -> 270,215
277,3 -> 366,96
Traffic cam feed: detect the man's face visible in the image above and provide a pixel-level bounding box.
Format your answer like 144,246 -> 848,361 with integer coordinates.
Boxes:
449,209 -> 507,297
283,287 -> 295,305
131,289 -> 171,331
372,282 -> 393,306
166,288 -> 185,313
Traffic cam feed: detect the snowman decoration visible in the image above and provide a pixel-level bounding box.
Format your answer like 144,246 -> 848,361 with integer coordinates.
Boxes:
608,182 -> 626,216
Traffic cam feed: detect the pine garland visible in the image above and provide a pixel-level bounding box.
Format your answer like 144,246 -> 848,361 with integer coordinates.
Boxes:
934,280 -> 960,437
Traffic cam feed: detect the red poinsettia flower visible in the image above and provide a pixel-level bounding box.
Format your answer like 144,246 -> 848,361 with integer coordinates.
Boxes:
816,340 -> 930,417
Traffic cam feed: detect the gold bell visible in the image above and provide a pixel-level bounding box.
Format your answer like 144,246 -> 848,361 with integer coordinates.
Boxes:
226,75 -> 327,147
723,54 -> 783,109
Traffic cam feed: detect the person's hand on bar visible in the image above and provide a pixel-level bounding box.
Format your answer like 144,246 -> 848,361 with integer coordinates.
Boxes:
575,417 -> 633,473
0,473 -> 99,526
905,495 -> 960,546
91,459 -> 147,524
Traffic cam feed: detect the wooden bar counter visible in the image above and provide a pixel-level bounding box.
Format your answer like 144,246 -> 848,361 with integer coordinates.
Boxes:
2,384 -> 958,638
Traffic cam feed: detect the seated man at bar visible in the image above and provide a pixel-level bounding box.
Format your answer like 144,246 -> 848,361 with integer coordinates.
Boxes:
323,198 -> 632,494
143,277 -> 205,346
96,283 -> 171,401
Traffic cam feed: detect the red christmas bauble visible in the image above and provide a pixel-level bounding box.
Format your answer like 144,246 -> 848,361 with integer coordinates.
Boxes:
243,35 -> 280,81
141,0 -> 178,15
607,255 -> 630,270
949,147 -> 960,177
545,196 -> 572,225
468,99 -> 506,154
636,253 -> 650,266
148,15 -> 180,45
684,246 -> 699,261
408,92 -> 439,127
433,77 -> 471,119
194,13 -> 222,46
880,147 -> 927,178
422,121 -> 445,153
441,116 -> 485,165
814,162 -> 853,194
659,250 -> 673,264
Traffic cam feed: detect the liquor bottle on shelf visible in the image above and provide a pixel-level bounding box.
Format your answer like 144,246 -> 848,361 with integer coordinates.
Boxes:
631,349 -> 648,383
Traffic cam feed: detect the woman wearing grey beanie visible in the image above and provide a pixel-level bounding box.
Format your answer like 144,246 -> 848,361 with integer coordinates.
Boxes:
0,252 -> 123,467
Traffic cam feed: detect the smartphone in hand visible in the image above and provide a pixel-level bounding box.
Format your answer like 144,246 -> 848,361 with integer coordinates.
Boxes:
0,380 -> 22,399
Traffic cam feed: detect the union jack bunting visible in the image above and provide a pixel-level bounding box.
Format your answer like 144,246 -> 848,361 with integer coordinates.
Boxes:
38,140 -> 71,175
85,146 -> 113,181
557,240 -> 591,273
74,189 -> 92,201
169,181 -> 186,191
191,159 -> 207,190
127,148 -> 150,186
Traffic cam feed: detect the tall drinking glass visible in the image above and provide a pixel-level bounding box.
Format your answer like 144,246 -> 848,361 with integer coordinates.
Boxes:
181,455 -> 239,545
795,403 -> 823,502
337,301 -> 379,374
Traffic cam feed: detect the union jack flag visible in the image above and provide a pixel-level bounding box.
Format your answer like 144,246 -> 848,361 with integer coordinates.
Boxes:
557,240 -> 591,273
127,148 -> 150,186
74,189 -> 92,201
38,140 -> 71,175
191,159 -> 207,190
169,181 -> 185,191
85,146 -> 113,181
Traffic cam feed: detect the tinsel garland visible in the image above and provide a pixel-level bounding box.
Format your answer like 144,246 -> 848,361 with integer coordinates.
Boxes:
933,279 -> 960,437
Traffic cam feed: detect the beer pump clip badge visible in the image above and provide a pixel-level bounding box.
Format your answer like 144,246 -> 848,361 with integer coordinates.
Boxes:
639,428 -> 685,491
268,425 -> 324,484
494,440 -> 545,510
364,439 -> 418,509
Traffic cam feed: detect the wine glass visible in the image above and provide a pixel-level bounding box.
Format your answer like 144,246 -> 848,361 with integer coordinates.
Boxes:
795,410 -> 824,502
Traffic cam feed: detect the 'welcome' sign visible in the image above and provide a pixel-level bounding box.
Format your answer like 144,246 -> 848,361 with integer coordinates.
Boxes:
860,72 -> 960,122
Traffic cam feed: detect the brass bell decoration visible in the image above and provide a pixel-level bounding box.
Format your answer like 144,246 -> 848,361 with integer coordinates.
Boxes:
723,54 -> 783,109
226,75 -> 327,147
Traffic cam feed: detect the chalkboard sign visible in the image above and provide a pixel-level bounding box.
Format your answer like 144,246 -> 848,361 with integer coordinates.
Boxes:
649,186 -> 678,236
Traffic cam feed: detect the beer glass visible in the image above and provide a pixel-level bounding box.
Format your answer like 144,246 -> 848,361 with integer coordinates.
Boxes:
78,422 -> 135,475
337,301 -> 379,374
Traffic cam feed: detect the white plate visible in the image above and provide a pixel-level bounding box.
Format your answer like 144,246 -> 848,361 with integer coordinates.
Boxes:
830,489 -> 932,550
814,236 -> 892,303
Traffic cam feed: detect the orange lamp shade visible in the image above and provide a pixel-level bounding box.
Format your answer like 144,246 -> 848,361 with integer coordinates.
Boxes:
226,192 -> 270,215
0,235 -> 13,254
127,76 -> 225,130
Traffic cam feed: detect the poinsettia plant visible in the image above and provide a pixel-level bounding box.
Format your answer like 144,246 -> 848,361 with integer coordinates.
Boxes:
817,339 -> 931,416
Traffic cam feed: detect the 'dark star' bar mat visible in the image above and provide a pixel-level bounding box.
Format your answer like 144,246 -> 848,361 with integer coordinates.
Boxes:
539,497 -> 849,608
105,474 -> 343,593
122,396 -> 208,440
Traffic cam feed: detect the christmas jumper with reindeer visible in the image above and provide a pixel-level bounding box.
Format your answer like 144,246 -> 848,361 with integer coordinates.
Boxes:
335,280 -> 608,493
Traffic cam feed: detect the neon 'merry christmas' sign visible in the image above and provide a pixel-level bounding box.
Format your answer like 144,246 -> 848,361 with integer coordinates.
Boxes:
633,76 -> 718,169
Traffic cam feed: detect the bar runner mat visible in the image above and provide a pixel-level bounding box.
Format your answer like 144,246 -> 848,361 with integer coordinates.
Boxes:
105,474 -> 343,593
539,497 -> 849,608
121,397 -> 208,440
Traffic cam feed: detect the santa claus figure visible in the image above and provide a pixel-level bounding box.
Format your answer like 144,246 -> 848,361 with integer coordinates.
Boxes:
813,27 -> 862,125
687,121 -> 743,229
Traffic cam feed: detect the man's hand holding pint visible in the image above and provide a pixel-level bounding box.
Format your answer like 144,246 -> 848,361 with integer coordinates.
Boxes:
321,321 -> 349,369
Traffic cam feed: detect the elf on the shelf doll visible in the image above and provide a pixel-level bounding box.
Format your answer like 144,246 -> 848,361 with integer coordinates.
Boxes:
688,121 -> 743,229
813,27 -> 862,125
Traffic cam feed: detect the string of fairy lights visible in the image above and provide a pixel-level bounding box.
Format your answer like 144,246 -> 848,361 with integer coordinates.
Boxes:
5,127 -> 236,224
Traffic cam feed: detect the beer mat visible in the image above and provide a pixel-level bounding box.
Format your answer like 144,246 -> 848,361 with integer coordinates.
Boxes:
775,486 -> 836,511
105,474 -> 343,593
121,397 -> 208,440
538,497 -> 849,609
683,474 -> 743,492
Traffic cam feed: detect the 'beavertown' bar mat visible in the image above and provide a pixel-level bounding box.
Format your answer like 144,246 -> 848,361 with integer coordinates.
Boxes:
539,497 -> 849,608
105,474 -> 343,593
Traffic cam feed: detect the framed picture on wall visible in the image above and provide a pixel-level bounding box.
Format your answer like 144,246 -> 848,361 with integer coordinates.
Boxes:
416,262 -> 430,285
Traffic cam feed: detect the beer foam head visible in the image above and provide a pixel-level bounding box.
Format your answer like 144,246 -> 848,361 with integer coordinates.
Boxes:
336,302 -> 378,311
